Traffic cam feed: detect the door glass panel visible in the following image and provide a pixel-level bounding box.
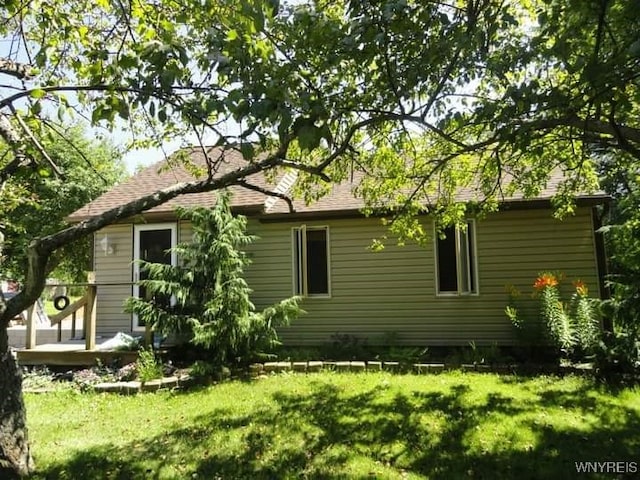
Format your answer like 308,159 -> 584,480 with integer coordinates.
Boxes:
137,228 -> 173,325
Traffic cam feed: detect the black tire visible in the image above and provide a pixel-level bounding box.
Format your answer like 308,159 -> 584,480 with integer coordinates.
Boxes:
53,295 -> 70,311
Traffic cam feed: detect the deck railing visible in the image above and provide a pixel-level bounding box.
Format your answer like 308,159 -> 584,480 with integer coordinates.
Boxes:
25,283 -> 97,350
24,281 -> 143,350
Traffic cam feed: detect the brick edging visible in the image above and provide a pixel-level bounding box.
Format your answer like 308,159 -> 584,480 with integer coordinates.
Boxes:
90,361 -> 599,394
93,375 -> 194,394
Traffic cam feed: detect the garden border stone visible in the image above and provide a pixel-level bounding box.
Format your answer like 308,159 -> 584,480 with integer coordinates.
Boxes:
88,360 -> 599,395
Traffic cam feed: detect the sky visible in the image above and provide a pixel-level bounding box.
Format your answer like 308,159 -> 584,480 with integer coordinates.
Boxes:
121,142 -> 175,174
123,148 -> 159,173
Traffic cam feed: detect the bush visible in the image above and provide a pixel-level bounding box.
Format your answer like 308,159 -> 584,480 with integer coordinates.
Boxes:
594,331 -> 640,376
274,347 -> 323,362
189,361 -> 230,381
125,191 -> 303,367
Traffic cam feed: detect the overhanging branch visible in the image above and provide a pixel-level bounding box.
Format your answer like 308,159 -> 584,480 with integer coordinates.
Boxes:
0,57 -> 35,80
0,113 -> 31,182
10,107 -> 63,177
278,159 -> 331,181
519,116 -> 640,146
1,147 -> 293,322
236,180 -> 295,213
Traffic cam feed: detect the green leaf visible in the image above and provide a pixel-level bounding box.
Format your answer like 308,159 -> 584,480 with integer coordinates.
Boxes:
240,143 -> 255,160
31,101 -> 42,115
278,109 -> 292,142
30,89 -> 46,99
297,124 -> 321,151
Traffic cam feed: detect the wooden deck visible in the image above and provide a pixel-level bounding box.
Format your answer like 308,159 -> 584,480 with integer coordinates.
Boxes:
15,339 -> 139,366
13,281 -> 145,366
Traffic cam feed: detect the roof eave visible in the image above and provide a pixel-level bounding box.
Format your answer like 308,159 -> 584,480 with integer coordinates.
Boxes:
498,194 -> 611,210
257,194 -> 611,222
65,203 -> 265,224
67,193 -> 611,224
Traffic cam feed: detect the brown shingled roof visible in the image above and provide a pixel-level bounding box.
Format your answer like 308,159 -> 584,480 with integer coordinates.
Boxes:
68,147 -> 270,221
67,146 -> 608,222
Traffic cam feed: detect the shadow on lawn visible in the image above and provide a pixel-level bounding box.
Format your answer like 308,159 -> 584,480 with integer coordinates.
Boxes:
34,377 -> 640,480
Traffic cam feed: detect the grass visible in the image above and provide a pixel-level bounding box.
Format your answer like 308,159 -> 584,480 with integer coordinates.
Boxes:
42,296 -> 81,317
25,372 -> 640,479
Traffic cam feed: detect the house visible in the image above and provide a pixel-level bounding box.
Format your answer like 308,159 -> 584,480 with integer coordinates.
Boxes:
67,147 -> 609,346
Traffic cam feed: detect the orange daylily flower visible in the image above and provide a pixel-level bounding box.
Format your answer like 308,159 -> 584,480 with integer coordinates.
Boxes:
573,280 -> 589,296
533,273 -> 558,290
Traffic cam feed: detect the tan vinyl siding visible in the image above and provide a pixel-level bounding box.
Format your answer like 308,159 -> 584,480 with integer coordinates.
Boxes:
178,220 -> 192,244
93,224 -> 133,334
244,208 -> 599,346
92,208 -> 599,345
95,221 -> 183,334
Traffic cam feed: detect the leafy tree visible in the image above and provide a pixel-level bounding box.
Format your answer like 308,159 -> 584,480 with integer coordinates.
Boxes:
595,152 -> 640,373
600,152 -> 640,332
0,0 -> 638,476
124,192 -> 302,366
1,124 -> 125,283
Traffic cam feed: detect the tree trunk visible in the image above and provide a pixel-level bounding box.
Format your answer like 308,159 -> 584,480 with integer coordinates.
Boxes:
0,327 -> 33,479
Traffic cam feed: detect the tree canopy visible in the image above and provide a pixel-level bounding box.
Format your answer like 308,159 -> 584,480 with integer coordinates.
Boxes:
1,124 -> 125,282
0,0 -> 638,477
1,1 -> 636,244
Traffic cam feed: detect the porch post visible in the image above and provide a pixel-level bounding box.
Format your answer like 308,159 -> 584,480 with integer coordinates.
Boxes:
84,285 -> 97,350
25,304 -> 36,349
144,322 -> 153,348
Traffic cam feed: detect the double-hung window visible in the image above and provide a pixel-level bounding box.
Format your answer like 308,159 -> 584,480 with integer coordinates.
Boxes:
293,226 -> 330,296
435,221 -> 478,295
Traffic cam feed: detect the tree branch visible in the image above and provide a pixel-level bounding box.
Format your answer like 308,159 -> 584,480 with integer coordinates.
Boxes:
278,159 -> 331,181
0,113 -> 31,182
1,147 -> 293,322
520,116 -> 640,146
0,83 -> 214,110
41,119 -> 110,184
9,106 -> 63,177
236,180 -> 295,213
0,57 -> 35,80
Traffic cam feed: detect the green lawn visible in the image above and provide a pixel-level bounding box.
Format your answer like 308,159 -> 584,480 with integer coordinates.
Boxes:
26,372 -> 640,479
42,296 -> 81,317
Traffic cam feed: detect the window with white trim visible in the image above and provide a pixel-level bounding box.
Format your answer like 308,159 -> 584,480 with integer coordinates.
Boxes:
436,221 -> 478,295
293,226 -> 330,296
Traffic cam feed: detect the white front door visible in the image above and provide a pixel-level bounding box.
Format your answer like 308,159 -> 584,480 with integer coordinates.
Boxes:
132,223 -> 177,331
